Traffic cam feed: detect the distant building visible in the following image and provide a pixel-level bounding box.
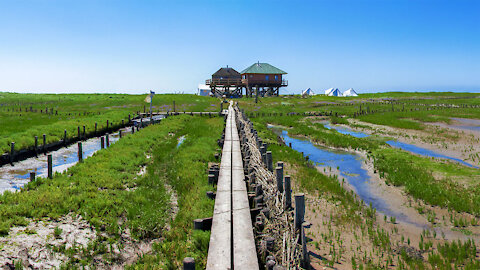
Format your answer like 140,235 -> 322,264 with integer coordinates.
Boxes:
205,62 -> 288,98
205,67 -> 243,97
241,62 -> 287,97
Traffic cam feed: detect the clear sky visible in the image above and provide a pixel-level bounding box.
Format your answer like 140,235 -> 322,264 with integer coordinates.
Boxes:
0,0 -> 479,94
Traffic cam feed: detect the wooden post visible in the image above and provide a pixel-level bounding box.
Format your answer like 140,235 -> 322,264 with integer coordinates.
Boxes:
34,136 -> 38,157
100,137 -> 105,149
47,154 -> 53,179
43,134 -> 46,155
10,142 -> 15,165
78,142 -> 83,162
294,193 -> 305,231
132,126 -> 135,134
301,222 -> 310,267
29,172 -> 35,182
266,151 -> 273,172
119,130 -> 122,138
208,174 -> 215,185
83,125 -> 86,137
128,114 -> 131,123
284,175 -> 292,209
260,146 -> 266,163
183,257 -> 195,270
106,133 -> 110,147
77,126 -> 81,139
275,166 -> 283,193
95,122 -> 97,135
63,129 -> 67,145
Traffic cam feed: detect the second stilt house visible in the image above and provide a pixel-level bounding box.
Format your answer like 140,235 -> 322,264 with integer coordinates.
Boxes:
241,62 -> 288,97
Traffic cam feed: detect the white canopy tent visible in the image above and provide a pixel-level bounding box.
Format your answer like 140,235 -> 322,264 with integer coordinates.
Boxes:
343,88 -> 358,97
324,88 -> 334,95
198,84 -> 211,96
302,88 -> 315,97
327,88 -> 342,96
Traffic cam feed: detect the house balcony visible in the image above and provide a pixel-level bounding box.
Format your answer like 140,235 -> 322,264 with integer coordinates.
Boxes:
206,78 -> 243,86
241,79 -> 288,87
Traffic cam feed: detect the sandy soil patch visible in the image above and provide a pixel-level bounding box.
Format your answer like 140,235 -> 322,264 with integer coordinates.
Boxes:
0,213 -> 95,269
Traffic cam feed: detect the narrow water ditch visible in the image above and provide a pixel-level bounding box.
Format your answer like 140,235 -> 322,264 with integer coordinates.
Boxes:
0,116 -> 164,194
450,117 -> 480,132
325,122 -> 479,168
270,127 -> 418,226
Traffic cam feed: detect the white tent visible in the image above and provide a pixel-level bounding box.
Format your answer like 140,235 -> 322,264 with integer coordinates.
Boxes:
343,88 -> 358,97
324,88 -> 334,95
302,88 -> 315,97
327,88 -> 342,96
198,84 -> 211,96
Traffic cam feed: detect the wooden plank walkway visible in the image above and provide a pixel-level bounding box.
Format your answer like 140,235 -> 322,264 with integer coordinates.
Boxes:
206,103 -> 258,270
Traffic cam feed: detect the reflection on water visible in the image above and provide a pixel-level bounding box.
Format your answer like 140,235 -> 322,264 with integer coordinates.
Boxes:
271,127 -> 415,225
0,129 -> 129,194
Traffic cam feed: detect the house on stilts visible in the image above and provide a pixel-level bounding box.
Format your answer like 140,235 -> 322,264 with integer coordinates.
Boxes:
205,62 -> 287,98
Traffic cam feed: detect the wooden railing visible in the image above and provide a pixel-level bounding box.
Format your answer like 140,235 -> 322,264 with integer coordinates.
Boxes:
241,79 -> 288,86
206,79 -> 243,85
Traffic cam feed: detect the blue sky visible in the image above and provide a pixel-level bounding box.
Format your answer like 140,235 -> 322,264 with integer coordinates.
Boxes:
0,0 -> 479,94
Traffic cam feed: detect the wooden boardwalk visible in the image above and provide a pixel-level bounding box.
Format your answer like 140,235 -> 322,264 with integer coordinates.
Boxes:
206,103 -> 258,270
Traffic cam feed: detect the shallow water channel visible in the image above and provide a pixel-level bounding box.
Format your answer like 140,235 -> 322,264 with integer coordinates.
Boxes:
271,127 -> 414,224
0,128 -> 130,194
325,123 -> 478,168
450,117 -> 480,132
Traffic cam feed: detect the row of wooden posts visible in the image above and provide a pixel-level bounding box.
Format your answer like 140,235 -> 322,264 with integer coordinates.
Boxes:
5,117 -> 133,165
27,133 -> 116,182
20,114 -> 165,184
241,116 -> 309,269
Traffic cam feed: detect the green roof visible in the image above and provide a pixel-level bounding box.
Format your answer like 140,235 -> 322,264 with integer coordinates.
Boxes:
241,63 -> 287,74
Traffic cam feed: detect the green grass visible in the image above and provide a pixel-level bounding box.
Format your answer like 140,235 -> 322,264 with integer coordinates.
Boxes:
0,93 -> 222,154
130,117 -> 223,269
0,114 -> 223,268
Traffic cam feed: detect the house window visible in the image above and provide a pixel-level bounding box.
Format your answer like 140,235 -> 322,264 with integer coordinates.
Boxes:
242,75 -> 246,80
265,75 -> 269,81
275,75 -> 278,80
